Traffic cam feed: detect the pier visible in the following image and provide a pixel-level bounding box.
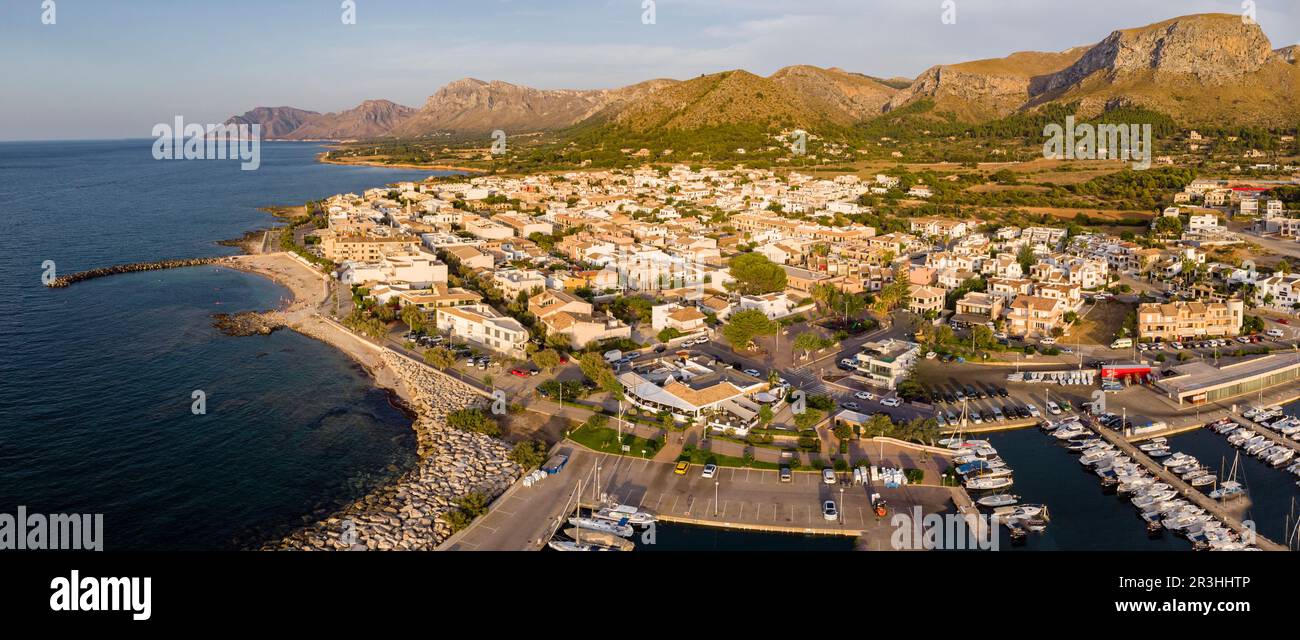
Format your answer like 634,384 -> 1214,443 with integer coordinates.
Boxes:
1087,419 -> 1288,551
1224,415 -> 1300,456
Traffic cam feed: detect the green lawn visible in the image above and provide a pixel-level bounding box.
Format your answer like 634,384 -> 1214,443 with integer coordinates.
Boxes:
567,423 -> 660,459
678,448 -> 780,470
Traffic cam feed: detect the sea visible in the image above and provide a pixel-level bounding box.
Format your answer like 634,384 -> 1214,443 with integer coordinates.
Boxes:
0,140 -> 452,550
986,404 -> 1300,551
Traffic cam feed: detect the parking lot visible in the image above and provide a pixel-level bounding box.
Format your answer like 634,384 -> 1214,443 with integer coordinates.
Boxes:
579,453 -> 963,539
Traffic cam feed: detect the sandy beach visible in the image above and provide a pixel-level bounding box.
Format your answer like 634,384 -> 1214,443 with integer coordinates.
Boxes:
222,252 -> 418,406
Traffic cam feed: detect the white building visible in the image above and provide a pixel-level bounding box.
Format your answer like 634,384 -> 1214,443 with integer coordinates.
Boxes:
852,339 -> 920,390
337,250 -> 447,288
435,304 -> 529,359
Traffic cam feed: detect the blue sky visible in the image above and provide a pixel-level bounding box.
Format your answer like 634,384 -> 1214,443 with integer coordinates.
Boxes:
1,0 -> 1297,140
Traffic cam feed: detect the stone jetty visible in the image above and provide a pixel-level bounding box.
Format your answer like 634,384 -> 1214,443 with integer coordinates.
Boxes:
44,257 -> 223,288
261,351 -> 520,551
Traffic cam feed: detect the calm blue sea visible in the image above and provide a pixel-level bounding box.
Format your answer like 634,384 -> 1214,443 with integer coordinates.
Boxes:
0,140 -> 451,550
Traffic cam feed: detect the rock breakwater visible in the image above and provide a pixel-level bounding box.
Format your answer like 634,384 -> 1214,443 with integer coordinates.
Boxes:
44,257 -> 223,288
261,351 -> 519,550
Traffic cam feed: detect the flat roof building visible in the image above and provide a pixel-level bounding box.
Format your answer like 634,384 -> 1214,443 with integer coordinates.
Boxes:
1155,351 -> 1300,405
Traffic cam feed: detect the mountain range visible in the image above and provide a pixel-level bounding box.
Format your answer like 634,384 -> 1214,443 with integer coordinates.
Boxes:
227,13 -> 1300,142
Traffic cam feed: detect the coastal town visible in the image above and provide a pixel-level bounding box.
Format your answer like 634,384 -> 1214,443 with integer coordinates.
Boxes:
216,155 -> 1300,552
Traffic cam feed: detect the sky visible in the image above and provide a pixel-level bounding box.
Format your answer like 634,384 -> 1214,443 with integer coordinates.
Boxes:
1,0 -> 1297,140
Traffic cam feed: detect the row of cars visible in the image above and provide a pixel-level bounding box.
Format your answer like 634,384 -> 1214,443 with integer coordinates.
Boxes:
1135,335 -> 1271,353
934,402 -> 1044,428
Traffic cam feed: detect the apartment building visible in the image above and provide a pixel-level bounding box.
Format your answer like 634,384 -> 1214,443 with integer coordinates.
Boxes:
1006,295 -> 1065,339
435,304 -> 529,359
319,233 -> 421,263
528,289 -> 630,348
1254,274 -> 1300,312
907,285 -> 946,317
1138,299 -> 1244,341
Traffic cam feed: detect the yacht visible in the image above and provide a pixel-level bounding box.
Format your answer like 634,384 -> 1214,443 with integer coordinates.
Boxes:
1190,474 -> 1216,487
1244,441 -> 1270,457
1209,481 -> 1245,500
965,476 -> 1014,491
1266,449 -> 1294,467
977,494 -> 1019,508
547,540 -> 615,552
592,504 -> 656,526
568,517 -> 635,538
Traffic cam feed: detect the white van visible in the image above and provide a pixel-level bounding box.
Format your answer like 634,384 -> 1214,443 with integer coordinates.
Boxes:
603,349 -> 623,363
1110,338 -> 1133,349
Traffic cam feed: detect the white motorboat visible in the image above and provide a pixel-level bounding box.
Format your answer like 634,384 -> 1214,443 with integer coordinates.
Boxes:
568,517 -> 634,538
547,540 -> 615,552
965,476 -> 1014,491
1146,447 -> 1172,458
1053,425 -> 1088,440
977,494 -> 1019,508
593,504 -> 656,526
1190,474 -> 1216,487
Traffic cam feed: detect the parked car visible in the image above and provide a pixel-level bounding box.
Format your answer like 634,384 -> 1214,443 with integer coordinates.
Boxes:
509,368 -> 529,378
1046,401 -> 1062,415
743,368 -> 762,377
1026,404 -> 1041,418
822,468 -> 836,484
822,500 -> 839,521
701,464 -> 717,479
674,461 -> 689,475
842,401 -> 860,410
854,391 -> 874,400
779,466 -> 792,483
881,397 -> 901,407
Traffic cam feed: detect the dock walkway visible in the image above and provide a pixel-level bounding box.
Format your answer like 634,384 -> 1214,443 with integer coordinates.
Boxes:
1087,420 -> 1286,551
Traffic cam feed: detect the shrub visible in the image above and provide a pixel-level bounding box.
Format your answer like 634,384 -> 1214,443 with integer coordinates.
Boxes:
446,408 -> 501,437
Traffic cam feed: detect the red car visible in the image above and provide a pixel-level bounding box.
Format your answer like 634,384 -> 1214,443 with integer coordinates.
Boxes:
1279,319 -> 1290,325
509,368 -> 529,378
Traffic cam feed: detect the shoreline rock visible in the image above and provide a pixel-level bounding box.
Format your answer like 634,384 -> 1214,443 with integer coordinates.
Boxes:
258,351 -> 520,551
212,311 -> 286,336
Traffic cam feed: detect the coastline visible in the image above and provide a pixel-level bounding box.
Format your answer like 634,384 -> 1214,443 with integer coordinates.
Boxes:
315,151 -> 488,175
219,252 -> 521,550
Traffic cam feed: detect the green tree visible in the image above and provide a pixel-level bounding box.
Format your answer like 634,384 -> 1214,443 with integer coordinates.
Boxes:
792,331 -> 827,359
533,349 -> 562,372
510,440 -> 549,470
1016,244 -> 1037,274
728,253 -> 788,295
1153,216 -> 1183,237
423,346 -> 456,371
578,353 -> 624,400
721,309 -> 779,350
401,304 -> 427,333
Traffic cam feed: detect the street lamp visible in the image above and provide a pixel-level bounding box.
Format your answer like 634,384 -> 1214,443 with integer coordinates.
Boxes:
714,481 -> 719,516
839,487 -> 845,524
